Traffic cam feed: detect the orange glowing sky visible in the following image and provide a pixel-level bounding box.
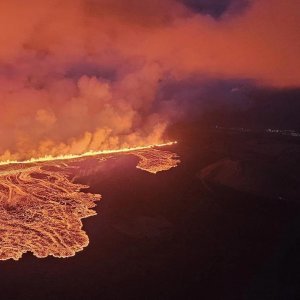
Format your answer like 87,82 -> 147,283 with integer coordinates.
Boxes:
0,0 -> 298,85
0,0 -> 299,161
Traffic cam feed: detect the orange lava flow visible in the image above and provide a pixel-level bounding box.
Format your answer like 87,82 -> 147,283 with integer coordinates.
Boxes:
134,149 -> 180,174
0,141 -> 177,166
0,146 -> 179,261
0,162 -> 101,260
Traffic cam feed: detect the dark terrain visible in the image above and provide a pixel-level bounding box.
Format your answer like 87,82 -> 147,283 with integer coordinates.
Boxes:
0,123 -> 299,300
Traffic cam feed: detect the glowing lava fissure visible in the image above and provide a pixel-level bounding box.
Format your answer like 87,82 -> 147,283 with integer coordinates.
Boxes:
0,143 -> 180,261
0,141 -> 177,166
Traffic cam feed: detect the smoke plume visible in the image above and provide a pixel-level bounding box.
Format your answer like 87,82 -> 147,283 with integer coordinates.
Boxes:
0,0 -> 299,160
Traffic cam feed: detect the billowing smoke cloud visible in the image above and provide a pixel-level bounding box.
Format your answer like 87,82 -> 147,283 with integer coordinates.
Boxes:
0,0 -> 299,160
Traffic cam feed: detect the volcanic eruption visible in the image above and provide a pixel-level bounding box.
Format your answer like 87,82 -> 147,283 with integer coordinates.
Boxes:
1,1 -> 300,299
0,0 -> 299,268
0,144 -> 180,260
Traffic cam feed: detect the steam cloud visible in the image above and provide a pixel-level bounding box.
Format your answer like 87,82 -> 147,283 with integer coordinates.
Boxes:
0,0 -> 299,160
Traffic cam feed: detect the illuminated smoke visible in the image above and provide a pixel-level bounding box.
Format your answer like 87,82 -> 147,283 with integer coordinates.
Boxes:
0,0 -> 299,160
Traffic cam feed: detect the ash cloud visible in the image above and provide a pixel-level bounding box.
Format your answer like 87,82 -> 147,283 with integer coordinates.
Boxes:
0,0 -> 299,160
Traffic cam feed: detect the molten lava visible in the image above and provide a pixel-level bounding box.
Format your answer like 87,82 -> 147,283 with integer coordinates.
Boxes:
0,143 -> 180,261
0,141 -> 177,166
135,149 -> 180,174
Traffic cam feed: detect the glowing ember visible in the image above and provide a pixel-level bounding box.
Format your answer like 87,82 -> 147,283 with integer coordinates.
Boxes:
0,145 -> 179,261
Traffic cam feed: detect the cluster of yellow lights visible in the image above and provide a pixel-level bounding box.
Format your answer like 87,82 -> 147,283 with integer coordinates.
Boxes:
0,141 -> 177,166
